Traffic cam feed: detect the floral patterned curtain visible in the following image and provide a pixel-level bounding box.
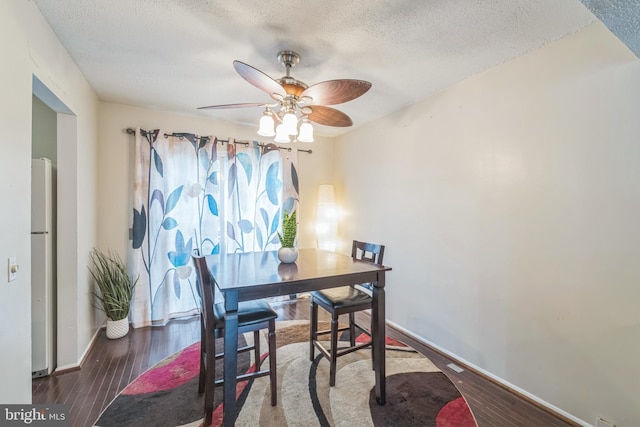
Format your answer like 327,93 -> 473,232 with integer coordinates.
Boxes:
129,129 -> 298,327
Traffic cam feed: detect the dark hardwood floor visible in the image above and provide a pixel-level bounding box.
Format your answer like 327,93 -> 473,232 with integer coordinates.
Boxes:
33,297 -> 577,427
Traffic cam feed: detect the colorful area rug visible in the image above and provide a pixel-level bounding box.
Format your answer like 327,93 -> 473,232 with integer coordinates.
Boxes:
95,320 -> 476,426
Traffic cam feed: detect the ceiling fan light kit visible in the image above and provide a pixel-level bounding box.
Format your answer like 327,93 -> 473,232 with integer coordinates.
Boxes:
274,124 -> 291,143
258,108 -> 276,137
283,110 -> 298,135
198,50 -> 371,144
297,117 -> 314,143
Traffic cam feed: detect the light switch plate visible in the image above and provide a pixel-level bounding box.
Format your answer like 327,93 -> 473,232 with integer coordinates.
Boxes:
8,257 -> 18,282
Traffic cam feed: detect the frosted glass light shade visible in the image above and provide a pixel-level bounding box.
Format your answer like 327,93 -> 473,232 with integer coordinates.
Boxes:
316,184 -> 337,252
298,120 -> 314,142
274,124 -> 291,143
283,112 -> 298,135
257,113 -> 275,136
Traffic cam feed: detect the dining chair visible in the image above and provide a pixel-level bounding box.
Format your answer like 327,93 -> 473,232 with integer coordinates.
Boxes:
193,254 -> 278,427
309,240 -> 385,386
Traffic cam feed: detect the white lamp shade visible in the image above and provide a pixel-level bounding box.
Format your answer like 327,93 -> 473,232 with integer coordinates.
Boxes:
283,112 -> 298,135
274,124 -> 291,143
297,120 -> 314,142
258,114 -> 275,136
316,184 -> 337,252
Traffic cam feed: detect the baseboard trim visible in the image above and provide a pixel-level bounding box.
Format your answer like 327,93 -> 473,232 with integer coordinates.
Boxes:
52,326 -> 102,375
384,319 -> 590,427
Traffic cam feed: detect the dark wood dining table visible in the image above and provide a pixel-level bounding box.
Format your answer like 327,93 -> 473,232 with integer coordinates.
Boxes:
202,248 -> 392,427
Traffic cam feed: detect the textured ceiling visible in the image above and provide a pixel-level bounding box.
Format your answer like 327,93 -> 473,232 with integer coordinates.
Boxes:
579,0 -> 640,58
33,0 -> 602,137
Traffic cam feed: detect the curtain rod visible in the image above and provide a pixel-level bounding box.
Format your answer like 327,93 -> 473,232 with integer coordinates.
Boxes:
126,128 -> 312,154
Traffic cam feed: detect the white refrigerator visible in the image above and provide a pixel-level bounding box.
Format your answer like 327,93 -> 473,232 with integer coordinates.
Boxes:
31,157 -> 55,378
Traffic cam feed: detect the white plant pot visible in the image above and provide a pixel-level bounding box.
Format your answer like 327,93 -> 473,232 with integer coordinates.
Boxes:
106,317 -> 129,339
278,247 -> 298,264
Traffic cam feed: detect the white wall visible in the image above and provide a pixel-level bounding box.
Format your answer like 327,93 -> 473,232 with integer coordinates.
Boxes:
0,1 -> 99,401
0,2 -> 34,404
96,102 -> 333,312
334,22 -> 640,427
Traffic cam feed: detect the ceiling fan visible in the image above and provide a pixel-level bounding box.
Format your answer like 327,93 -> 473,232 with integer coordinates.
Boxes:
198,51 -> 371,141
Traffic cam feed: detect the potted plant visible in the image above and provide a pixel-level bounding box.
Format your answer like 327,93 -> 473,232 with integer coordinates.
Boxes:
277,210 -> 298,263
89,248 -> 138,339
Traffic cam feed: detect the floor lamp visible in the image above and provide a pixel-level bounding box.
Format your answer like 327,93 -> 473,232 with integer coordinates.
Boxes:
315,184 -> 337,252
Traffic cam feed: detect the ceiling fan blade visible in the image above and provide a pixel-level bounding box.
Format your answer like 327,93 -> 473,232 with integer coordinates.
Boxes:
197,102 -> 266,110
301,79 -> 371,105
307,105 -> 353,127
233,60 -> 286,99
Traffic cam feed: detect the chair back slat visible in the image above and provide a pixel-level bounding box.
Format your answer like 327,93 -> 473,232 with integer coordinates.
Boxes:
194,255 -> 216,335
352,240 -> 385,266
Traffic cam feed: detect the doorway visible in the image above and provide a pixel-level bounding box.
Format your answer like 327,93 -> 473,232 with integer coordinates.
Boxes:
32,75 -> 77,375
31,95 -> 57,378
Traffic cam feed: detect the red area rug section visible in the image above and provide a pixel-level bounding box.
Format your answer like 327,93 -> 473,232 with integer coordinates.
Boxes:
437,396 -> 476,427
122,343 -> 200,395
356,332 -> 407,347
